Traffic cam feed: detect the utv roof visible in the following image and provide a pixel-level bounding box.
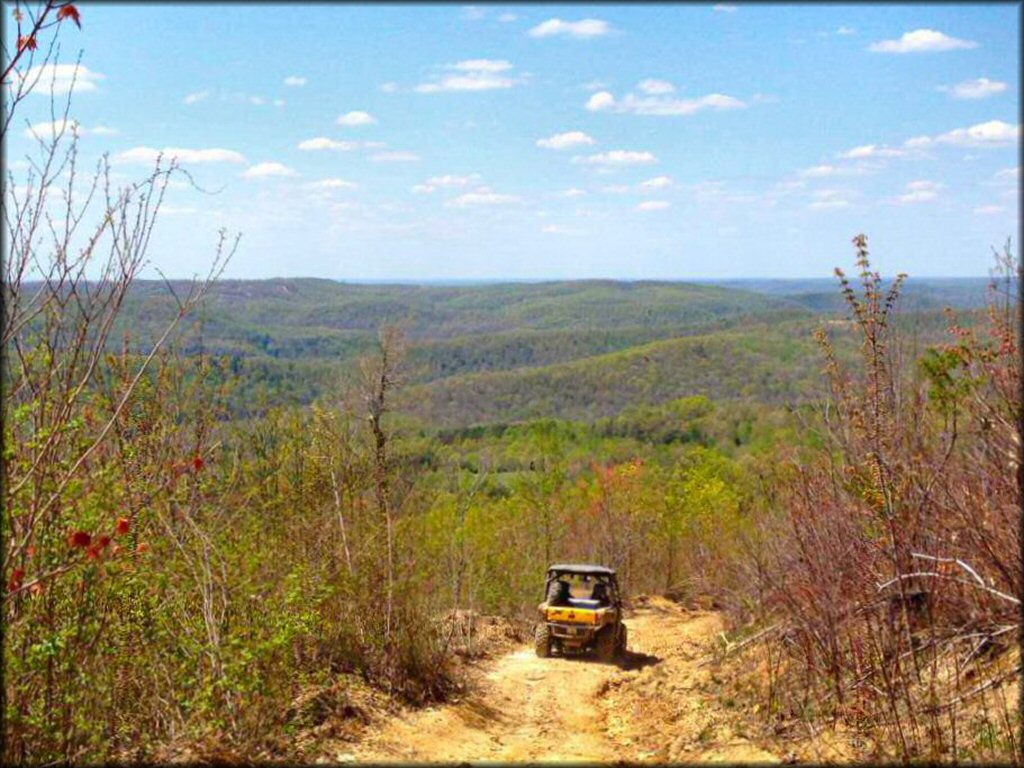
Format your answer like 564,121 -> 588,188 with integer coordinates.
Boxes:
547,564 -> 616,576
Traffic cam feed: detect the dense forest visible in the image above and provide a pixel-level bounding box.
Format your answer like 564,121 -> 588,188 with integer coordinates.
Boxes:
2,3 -> 1020,765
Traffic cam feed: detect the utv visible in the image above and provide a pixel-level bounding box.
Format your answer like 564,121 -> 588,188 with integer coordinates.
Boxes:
534,563 -> 627,662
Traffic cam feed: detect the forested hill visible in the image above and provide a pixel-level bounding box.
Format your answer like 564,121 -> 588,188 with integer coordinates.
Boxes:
707,276 -> 1000,312
119,278 -> 802,344
105,276 -> 990,423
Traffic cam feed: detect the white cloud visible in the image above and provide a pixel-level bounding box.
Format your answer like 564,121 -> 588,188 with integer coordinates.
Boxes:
20,64 -> 105,95
298,137 -> 364,151
416,73 -> 517,93
536,131 -> 596,150
528,18 -> 612,38
838,144 -> 907,159
894,180 -> 944,204
558,188 -> 587,198
499,13 -> 518,23
373,151 -> 420,162
713,5 -> 738,13
868,29 -> 977,54
448,191 -> 521,207
585,89 -> 747,116
836,26 -> 857,36
380,82 -> 399,94
636,200 -> 670,211
24,119 -> 74,139
939,77 -> 1007,100
337,110 -> 377,126
448,59 -> 514,73
412,174 -> 480,193
23,119 -> 116,139
638,79 -> 675,95
995,167 -> 1020,181
573,150 -> 658,166
903,136 -> 934,149
974,204 -> 1006,215
284,75 -> 307,87
906,120 -> 1020,149
461,5 -> 486,21
640,175 -> 674,189
114,146 -> 246,165
311,178 -> 358,190
808,189 -> 851,210
183,89 -> 211,105
416,60 -> 520,93
629,93 -> 746,116
160,206 -> 199,216
185,89 -> 277,107
243,162 -> 298,179
799,163 -> 868,178
586,91 -> 616,111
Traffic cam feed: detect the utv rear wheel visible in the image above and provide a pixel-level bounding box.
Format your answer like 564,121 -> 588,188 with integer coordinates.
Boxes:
534,624 -> 552,658
595,626 -> 617,662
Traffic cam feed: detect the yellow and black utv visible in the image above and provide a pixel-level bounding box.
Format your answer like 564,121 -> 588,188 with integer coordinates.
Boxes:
534,564 -> 627,662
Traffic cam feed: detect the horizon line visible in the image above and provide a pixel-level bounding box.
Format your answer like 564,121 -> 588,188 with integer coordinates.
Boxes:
127,274 -> 1000,284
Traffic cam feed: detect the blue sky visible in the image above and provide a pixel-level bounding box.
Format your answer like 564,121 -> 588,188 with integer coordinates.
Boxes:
6,2 -> 1021,280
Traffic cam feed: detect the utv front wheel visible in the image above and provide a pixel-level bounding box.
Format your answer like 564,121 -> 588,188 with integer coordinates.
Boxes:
534,624 -> 552,658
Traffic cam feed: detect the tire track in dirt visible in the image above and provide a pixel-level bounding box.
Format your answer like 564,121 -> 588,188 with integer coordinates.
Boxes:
348,596 -> 781,763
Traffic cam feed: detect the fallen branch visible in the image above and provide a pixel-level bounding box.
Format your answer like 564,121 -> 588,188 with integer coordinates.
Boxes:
876,572 -> 1020,606
910,552 -> 985,587
699,622 -> 783,666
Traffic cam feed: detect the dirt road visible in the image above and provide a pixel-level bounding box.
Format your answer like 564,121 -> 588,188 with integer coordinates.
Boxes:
349,596 -> 782,763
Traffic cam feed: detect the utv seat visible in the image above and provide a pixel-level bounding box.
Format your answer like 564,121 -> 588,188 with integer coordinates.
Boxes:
547,579 -> 572,606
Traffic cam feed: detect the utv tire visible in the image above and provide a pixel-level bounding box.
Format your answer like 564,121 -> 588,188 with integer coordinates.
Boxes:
535,623 -> 552,658
595,626 -> 617,663
617,624 -> 628,655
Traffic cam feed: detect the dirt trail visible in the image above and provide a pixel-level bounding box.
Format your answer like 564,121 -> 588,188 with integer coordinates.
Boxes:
348,597 -> 782,763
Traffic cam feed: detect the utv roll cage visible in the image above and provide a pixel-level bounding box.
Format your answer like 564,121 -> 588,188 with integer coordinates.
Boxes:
544,564 -> 622,609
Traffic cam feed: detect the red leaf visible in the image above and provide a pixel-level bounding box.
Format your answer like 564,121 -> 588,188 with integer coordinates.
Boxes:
116,517 -> 130,535
193,455 -> 205,472
57,4 -> 81,29
9,568 -> 25,592
69,530 -> 92,548
136,542 -> 150,554
98,535 -> 112,548
17,35 -> 37,51
86,546 -> 101,560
